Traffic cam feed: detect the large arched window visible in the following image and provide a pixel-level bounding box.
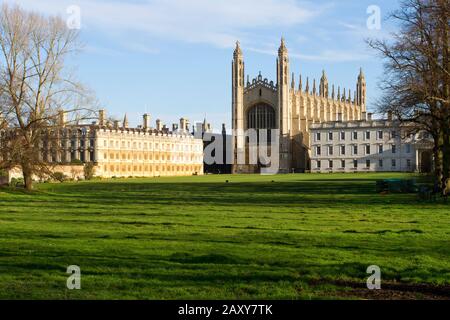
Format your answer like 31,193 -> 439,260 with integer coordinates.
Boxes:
247,104 -> 276,130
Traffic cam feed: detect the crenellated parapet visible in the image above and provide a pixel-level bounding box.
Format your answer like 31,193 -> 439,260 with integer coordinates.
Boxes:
245,72 -> 277,93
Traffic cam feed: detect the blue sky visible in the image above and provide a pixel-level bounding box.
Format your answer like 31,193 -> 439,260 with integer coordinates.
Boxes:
4,0 -> 400,132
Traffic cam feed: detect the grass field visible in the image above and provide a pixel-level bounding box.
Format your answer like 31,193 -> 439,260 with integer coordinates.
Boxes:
0,173 -> 449,300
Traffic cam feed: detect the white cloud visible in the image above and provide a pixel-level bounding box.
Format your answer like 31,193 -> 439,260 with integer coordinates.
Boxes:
246,46 -> 370,62
4,0 -> 322,48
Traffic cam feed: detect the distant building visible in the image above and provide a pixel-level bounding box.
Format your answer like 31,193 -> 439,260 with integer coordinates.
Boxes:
309,114 -> 434,173
1,110 -> 204,180
195,120 -> 232,174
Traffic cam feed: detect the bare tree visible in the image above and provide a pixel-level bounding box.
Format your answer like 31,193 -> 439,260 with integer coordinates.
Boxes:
368,0 -> 450,193
0,4 -> 96,190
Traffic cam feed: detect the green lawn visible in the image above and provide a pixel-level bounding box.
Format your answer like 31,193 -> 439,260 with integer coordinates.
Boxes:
0,173 -> 449,299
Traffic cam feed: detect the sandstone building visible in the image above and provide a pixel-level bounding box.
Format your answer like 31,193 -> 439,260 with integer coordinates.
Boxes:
232,39 -> 367,173
1,110 -> 204,180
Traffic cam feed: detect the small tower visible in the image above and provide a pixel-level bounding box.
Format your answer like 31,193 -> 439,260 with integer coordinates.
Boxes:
276,37 -> 292,173
319,70 -> 329,98
356,68 -> 366,107
232,40 -> 245,172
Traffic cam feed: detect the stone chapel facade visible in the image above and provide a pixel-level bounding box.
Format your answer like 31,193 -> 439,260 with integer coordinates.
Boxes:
232,38 -> 367,173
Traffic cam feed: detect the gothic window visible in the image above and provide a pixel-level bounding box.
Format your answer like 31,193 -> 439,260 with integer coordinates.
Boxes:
247,104 -> 276,144
247,104 -> 276,130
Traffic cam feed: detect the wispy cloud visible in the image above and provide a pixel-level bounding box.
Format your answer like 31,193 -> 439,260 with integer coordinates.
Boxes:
247,46 -> 370,62
5,0 -> 324,49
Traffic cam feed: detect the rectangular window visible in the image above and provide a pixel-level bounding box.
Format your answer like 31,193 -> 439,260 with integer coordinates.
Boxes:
379,144 -> 383,154
366,131 -> 371,140
366,160 -> 371,168
391,131 -> 398,139
329,160 -> 333,169
378,131 -> 383,139
366,145 -> 371,155
317,146 -> 321,156
329,146 -> 333,156
406,144 -> 411,153
407,159 -> 411,168
329,132 -> 333,141
340,132 -> 345,140
392,144 -> 397,154
353,145 -> 358,155
317,160 -> 321,169
353,160 -> 358,168
341,160 -> 345,168
392,159 -> 397,167
341,145 -> 345,155
379,159 -> 383,168
353,131 -> 358,140
316,132 -> 321,141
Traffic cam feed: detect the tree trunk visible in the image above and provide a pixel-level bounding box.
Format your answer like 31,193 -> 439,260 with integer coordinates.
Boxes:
22,166 -> 33,191
433,141 -> 442,187
441,127 -> 450,195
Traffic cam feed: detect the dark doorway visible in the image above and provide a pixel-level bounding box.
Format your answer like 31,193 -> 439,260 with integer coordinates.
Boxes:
420,151 -> 433,173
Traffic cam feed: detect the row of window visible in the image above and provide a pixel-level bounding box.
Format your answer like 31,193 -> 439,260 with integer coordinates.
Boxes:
315,158 -> 412,169
314,130 -> 400,142
314,143 -> 411,156
103,152 -> 201,162
102,139 -> 201,152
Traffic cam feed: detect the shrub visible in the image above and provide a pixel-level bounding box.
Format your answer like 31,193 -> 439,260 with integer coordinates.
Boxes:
53,172 -> 68,183
84,163 -> 95,181
70,159 -> 83,165
10,177 -> 25,188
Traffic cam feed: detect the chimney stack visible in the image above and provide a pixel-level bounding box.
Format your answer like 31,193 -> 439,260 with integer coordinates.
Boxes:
98,109 -> 106,127
156,119 -> 162,131
387,111 -> 393,121
143,114 -> 150,130
58,110 -> 66,127
172,123 -> 178,132
114,120 -> 120,129
180,118 -> 186,132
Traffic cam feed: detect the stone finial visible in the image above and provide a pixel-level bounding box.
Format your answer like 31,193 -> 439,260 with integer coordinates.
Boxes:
234,40 -> 242,55
299,74 -> 302,91
123,114 -> 129,128
278,36 -> 288,55
359,67 -> 365,79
